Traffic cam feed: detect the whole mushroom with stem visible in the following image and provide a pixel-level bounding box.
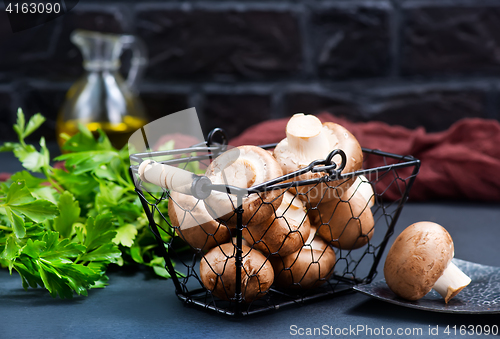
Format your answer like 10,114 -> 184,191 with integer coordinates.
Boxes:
203,145 -> 284,228
273,113 -> 363,205
384,221 -> 471,303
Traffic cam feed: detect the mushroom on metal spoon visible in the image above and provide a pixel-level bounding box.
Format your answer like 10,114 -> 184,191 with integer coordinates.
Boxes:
384,221 -> 471,303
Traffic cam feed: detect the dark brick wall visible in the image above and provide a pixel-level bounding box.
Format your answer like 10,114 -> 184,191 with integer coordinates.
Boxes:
401,4 -> 500,76
1,0 -> 500,143
311,3 -> 392,79
136,6 -> 303,81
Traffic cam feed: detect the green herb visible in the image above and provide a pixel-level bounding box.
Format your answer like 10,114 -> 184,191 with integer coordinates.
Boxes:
0,109 -> 175,298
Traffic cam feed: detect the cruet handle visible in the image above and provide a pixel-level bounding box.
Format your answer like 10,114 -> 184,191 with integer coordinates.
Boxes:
120,34 -> 148,90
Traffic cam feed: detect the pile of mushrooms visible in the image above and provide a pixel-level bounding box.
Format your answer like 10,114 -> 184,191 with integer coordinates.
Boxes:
384,221 -> 471,303
140,113 -> 379,300
197,114 -> 371,296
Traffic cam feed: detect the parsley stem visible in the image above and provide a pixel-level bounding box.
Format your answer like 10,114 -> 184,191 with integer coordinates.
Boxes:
42,167 -> 64,193
116,175 -> 134,190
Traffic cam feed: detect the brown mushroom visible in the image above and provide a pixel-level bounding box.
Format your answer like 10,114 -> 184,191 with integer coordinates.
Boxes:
310,175 -> 375,250
204,145 -> 284,228
270,227 -> 336,289
243,191 -> 311,257
273,113 -> 363,204
199,242 -> 274,303
384,221 -> 471,303
168,191 -> 231,251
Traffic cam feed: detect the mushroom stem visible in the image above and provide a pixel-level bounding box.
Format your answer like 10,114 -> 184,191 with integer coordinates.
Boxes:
432,262 -> 471,303
286,114 -> 333,163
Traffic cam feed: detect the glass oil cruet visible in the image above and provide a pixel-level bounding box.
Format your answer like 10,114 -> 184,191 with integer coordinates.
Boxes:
57,29 -> 148,149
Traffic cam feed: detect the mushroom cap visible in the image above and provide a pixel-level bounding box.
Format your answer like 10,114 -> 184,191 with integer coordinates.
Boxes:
383,221 -> 454,301
204,145 -> 284,227
310,176 -> 375,250
273,117 -> 363,204
270,228 -> 336,289
199,242 -> 274,303
243,191 -> 311,257
168,191 -> 231,251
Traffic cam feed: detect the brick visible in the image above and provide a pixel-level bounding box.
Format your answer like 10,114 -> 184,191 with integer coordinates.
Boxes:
363,89 -> 487,132
284,92 -> 360,120
135,8 -> 302,81
203,93 -> 272,140
310,5 -> 391,79
402,6 -> 500,76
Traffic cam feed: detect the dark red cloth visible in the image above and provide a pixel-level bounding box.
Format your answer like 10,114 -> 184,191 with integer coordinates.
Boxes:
0,173 -> 11,181
229,113 -> 500,202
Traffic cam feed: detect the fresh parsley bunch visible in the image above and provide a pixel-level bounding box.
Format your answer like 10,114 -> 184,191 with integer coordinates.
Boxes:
0,109 -> 173,298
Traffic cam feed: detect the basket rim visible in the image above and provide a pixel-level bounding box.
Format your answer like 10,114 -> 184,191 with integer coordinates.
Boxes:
129,141 -> 420,197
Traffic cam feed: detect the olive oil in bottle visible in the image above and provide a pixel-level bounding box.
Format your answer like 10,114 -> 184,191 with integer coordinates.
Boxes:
57,29 -> 148,150
56,115 -> 148,150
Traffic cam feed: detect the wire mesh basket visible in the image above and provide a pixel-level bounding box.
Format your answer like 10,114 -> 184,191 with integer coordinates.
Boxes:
129,128 -> 420,317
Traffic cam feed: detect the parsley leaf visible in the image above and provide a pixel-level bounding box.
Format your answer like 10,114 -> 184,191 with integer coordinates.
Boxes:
0,108 -> 178,298
18,232 -> 100,298
0,237 -> 19,272
53,191 -> 80,239
3,207 -> 25,238
112,223 -> 138,247
1,180 -> 57,238
79,214 -> 121,263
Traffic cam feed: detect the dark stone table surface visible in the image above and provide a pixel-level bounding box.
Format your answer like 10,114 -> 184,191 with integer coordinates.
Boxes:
1,200 -> 499,339
1,146 -> 499,338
